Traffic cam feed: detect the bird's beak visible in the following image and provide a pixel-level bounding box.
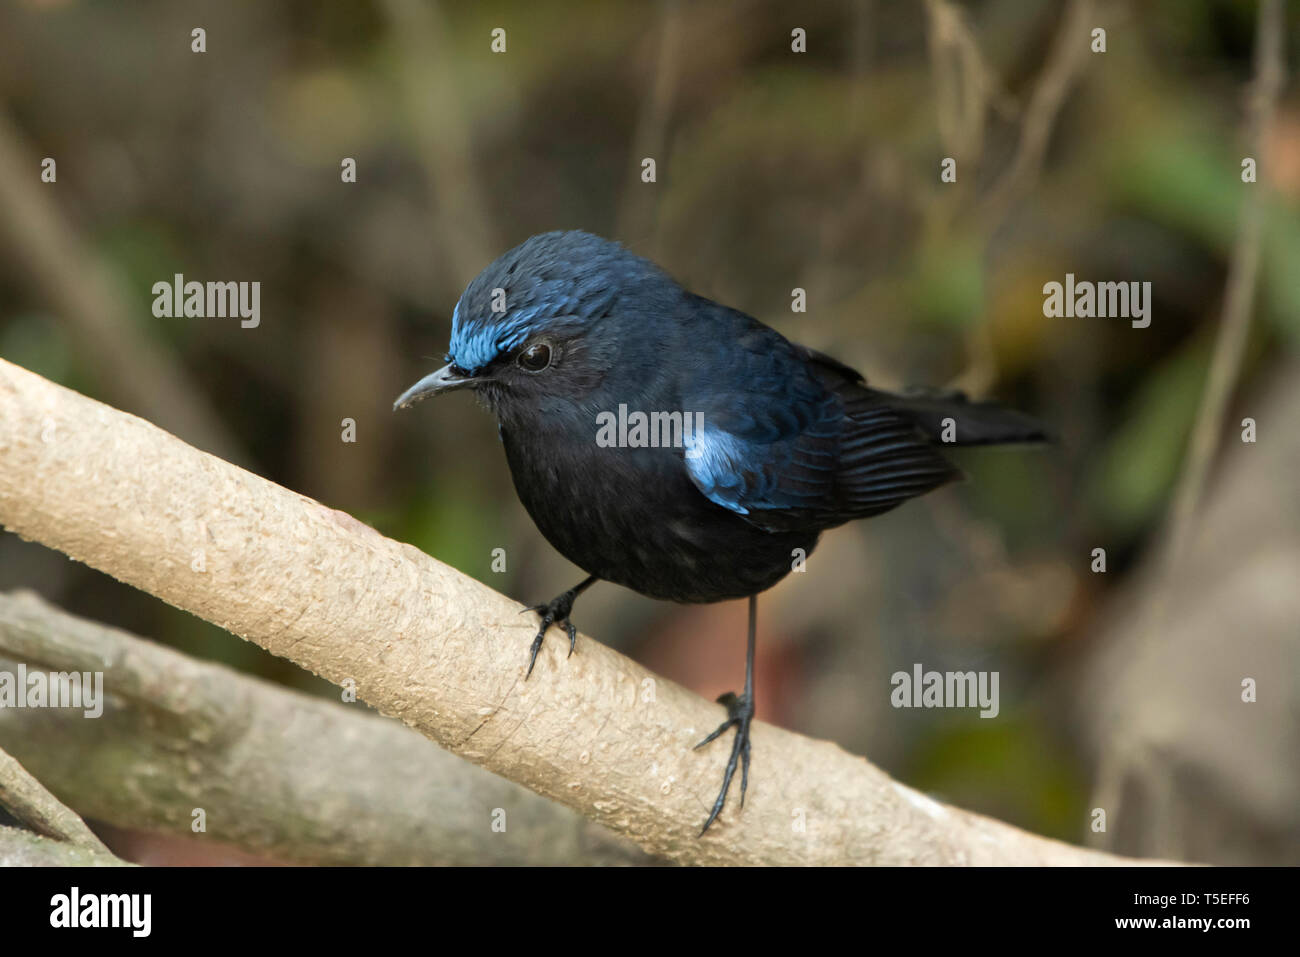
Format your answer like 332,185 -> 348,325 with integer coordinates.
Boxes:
392,364 -> 477,411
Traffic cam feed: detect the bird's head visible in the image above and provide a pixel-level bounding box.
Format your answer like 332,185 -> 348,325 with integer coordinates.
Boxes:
394,231 -> 679,425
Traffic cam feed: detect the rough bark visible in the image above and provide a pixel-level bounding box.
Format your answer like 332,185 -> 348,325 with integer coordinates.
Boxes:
0,825 -> 129,867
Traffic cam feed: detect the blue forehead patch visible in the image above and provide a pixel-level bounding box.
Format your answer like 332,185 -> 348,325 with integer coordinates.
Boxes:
448,300 -> 550,373
443,230 -> 667,374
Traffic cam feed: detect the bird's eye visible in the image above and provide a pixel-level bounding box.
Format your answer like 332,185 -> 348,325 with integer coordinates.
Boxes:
517,342 -> 552,373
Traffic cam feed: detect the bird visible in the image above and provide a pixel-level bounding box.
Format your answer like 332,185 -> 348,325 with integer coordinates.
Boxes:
394,230 -> 1046,834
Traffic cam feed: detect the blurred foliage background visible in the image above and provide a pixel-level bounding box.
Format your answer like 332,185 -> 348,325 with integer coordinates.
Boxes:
0,0 -> 1297,863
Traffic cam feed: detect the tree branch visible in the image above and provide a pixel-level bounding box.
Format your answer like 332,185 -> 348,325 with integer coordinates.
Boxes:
975,0 -> 1096,231
0,358 -> 1168,864
0,744 -> 110,854
0,824 -> 130,867
0,590 -> 650,866
1165,0 -> 1285,562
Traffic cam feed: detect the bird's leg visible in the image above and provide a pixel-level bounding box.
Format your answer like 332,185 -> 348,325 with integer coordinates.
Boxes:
694,594 -> 757,834
521,575 -> 598,679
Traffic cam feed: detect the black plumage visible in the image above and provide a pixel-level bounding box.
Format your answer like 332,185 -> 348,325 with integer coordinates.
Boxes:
395,230 -> 1045,832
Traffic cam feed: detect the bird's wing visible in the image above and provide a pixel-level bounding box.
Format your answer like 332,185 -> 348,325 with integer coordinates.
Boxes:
680,310 -> 958,532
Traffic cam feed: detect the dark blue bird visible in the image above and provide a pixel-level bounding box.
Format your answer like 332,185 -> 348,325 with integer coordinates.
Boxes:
395,230 -> 1045,833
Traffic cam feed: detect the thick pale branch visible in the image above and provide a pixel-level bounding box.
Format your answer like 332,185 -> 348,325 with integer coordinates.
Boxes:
0,590 -> 649,866
0,358 -> 1156,864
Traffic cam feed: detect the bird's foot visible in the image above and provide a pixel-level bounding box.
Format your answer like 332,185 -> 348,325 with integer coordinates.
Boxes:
520,588 -> 580,679
694,690 -> 754,834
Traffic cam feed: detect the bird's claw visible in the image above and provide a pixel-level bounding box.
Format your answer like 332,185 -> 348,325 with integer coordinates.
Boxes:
522,590 -> 580,679
694,690 -> 754,834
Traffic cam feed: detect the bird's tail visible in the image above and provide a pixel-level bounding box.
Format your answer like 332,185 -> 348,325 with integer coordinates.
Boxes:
875,387 -> 1050,446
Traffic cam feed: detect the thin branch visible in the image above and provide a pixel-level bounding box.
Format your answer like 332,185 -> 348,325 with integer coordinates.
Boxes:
0,744 -> 110,854
0,589 -> 649,866
975,0 -> 1096,232
1165,0 -> 1285,562
923,0 -> 1014,166
0,357 -> 1174,865
922,0 -> 1095,396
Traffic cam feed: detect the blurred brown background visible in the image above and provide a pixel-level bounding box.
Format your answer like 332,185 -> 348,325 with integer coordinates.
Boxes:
0,0 -> 1297,864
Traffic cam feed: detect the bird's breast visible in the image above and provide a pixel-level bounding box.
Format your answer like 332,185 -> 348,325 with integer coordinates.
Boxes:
500,423 -> 816,603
